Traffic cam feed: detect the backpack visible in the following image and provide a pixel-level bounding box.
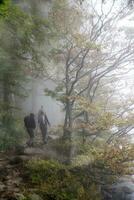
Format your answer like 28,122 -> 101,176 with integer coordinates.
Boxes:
24,116 -> 29,128
38,114 -> 45,125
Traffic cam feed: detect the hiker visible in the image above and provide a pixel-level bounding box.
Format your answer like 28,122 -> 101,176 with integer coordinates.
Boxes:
24,113 -> 36,147
37,105 -> 44,133
38,105 -> 44,120
38,109 -> 50,144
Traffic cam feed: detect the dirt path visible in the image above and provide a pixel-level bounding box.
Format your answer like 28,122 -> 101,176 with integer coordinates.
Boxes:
0,152 -> 24,199
0,134 -> 60,199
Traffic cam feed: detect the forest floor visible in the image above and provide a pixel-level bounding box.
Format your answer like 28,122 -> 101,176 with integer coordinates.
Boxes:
1,149 -> 134,200
0,152 -> 24,200
0,134 -> 134,200
0,134 -> 70,200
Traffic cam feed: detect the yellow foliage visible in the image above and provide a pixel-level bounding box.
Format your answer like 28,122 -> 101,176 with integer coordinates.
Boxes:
73,33 -> 101,49
75,97 -> 115,133
77,184 -> 101,200
49,0 -> 82,35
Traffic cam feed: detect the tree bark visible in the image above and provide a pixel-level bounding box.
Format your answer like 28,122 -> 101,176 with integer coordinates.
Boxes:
63,99 -> 73,140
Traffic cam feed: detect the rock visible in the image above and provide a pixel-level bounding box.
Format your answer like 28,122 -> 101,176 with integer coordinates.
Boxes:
19,155 -> 30,162
123,186 -> 134,194
7,177 -> 22,187
9,156 -> 23,165
112,181 -> 134,193
15,193 -> 26,200
28,193 -> 43,200
131,175 -> 134,183
0,168 -> 8,180
111,180 -> 134,200
48,134 -> 60,140
118,176 -> 131,183
126,193 -> 134,200
0,182 -> 6,191
15,145 -> 25,155
24,147 -> 43,155
102,189 -> 112,199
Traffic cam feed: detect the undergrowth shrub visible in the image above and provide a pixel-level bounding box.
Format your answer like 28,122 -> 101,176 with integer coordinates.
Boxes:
25,159 -> 102,200
49,138 -> 73,157
0,117 -> 25,151
22,141 -> 134,200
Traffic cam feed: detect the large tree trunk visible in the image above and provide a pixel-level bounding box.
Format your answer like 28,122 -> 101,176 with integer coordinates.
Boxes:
63,99 -> 75,164
63,58 -> 73,140
63,99 -> 73,140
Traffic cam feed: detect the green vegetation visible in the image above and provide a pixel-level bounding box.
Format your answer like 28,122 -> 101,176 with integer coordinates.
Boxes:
24,158 -> 102,200
0,118 -> 25,151
0,0 -> 134,199
0,0 -> 52,150
18,142 -> 133,200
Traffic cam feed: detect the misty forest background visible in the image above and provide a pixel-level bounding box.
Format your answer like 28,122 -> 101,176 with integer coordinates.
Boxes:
0,0 -> 134,200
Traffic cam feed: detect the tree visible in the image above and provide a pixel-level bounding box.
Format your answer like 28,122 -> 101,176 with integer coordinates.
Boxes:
78,0 -> 134,8
45,0 -> 134,141
0,0 -> 53,150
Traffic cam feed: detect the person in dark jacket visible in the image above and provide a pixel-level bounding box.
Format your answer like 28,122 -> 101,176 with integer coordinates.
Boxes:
38,110 -> 50,144
24,113 -> 36,147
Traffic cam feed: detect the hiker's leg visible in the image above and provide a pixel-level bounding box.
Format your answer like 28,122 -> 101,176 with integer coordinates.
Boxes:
42,127 -> 46,143
27,128 -> 34,147
44,126 -> 48,143
26,128 -> 31,146
30,129 -> 34,147
42,126 -> 47,144
40,125 -> 47,143
40,125 -> 44,143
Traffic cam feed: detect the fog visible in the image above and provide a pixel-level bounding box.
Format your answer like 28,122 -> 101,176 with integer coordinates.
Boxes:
15,0 -> 134,125
19,78 -> 64,125
13,0 -> 64,125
